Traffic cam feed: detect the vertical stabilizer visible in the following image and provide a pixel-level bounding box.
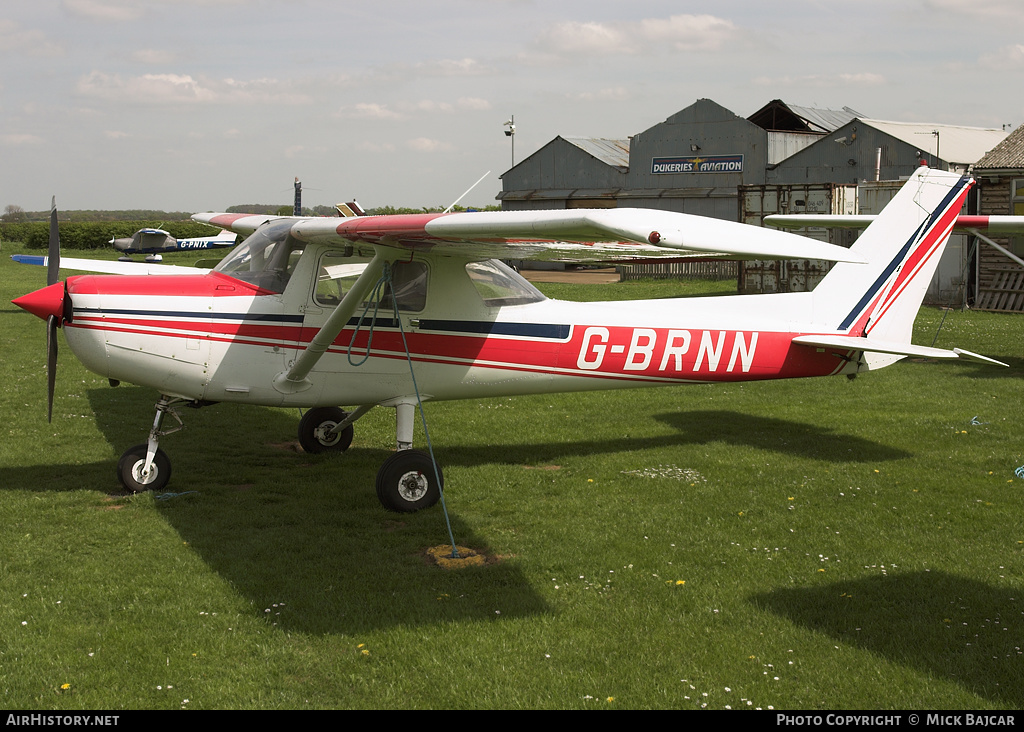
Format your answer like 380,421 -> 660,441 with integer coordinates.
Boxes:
812,168 -> 972,342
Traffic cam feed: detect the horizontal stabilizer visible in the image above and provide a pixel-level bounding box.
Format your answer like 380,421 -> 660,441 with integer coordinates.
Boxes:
766,213 -> 1024,235
793,334 -> 1007,367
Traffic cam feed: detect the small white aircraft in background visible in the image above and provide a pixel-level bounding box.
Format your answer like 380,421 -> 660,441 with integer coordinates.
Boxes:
12,168 -> 1007,511
109,227 -> 237,262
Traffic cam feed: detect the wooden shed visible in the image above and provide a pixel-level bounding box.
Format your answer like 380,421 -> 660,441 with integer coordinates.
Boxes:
972,126 -> 1024,312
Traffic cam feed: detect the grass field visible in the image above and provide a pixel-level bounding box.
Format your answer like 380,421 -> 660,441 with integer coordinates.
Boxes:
2,245 -> 1022,709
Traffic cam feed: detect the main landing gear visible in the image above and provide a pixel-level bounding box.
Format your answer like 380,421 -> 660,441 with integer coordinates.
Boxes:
117,396 -> 443,513
301,400 -> 442,513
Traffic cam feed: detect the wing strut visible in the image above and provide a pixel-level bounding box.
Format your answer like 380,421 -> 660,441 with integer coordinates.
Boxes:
273,251 -> 386,394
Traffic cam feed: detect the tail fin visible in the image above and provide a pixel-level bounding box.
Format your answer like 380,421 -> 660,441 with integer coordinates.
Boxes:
812,167 -> 973,341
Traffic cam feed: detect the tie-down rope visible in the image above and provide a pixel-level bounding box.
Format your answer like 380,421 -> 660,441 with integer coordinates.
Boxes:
345,262 -> 460,559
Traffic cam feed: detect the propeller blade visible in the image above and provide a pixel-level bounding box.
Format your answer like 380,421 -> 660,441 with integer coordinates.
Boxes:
46,314 -> 58,423
47,196 -> 59,287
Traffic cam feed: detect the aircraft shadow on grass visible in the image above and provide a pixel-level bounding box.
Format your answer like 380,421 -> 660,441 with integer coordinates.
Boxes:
750,571 -> 1024,707
652,410 -> 912,463
6,386 -> 917,635
5,442 -> 549,635
11,386 -> 548,635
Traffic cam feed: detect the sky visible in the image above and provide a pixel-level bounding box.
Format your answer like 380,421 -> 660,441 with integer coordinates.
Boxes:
2,0 -> 1023,213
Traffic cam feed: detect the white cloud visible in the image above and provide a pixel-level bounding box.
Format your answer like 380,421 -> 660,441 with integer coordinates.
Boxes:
1,133 -> 44,146
131,48 -> 178,65
62,0 -> 247,22
340,98 -> 491,120
567,86 -> 631,103
414,58 -> 492,77
358,141 -> 397,153
76,71 -> 313,105
534,14 -> 739,56
406,137 -> 454,153
923,0 -> 1024,21
77,71 -> 218,104
753,72 -> 886,88
979,44 -> 1024,70
62,0 -> 146,22
457,97 -> 492,111
340,103 -> 403,120
0,20 -> 64,57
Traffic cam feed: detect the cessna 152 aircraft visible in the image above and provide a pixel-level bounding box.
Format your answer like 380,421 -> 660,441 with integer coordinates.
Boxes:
109,227 -> 237,261
12,168 -> 1007,512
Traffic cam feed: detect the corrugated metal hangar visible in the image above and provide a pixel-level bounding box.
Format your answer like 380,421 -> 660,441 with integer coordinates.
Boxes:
499,98 -> 1023,310
499,98 -> 1006,218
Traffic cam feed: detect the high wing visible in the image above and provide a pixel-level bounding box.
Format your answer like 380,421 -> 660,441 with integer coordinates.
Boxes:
196,208 -> 868,263
11,254 -> 210,275
191,213 -> 293,237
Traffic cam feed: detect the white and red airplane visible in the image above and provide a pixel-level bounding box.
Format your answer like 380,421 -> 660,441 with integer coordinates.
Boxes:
12,167 -> 1007,511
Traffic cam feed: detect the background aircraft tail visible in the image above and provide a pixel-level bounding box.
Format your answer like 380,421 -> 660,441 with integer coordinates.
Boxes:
811,167 -> 973,342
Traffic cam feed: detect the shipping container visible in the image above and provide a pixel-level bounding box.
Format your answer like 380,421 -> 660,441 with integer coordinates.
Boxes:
738,183 -> 857,294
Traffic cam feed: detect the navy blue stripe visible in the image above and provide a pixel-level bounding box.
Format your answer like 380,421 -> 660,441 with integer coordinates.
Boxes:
70,307 -> 569,340
419,319 -> 571,339
73,307 -> 304,323
837,176 -> 970,331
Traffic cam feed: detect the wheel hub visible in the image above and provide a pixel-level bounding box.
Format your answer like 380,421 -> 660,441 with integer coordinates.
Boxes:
314,422 -> 341,446
131,460 -> 159,485
397,471 -> 428,502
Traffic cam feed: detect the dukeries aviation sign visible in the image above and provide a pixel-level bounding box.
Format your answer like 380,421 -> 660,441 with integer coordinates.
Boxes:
651,154 -> 744,174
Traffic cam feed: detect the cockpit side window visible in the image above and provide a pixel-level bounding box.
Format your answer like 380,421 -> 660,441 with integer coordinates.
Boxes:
312,255 -> 427,312
314,251 -> 369,306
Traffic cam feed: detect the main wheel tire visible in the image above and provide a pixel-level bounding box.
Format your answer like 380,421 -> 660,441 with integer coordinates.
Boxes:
117,443 -> 172,493
298,407 -> 354,454
375,450 -> 442,513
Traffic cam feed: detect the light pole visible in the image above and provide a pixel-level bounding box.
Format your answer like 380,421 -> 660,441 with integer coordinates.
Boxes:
504,116 -> 516,167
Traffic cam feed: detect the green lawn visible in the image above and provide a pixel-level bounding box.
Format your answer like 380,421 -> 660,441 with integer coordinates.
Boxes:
2,245 -> 1022,709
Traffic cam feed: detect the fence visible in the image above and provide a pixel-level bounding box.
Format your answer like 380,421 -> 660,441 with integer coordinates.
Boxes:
617,260 -> 738,281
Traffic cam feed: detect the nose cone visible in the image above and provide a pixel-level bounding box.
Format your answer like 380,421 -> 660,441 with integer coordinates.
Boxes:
12,281 -> 67,323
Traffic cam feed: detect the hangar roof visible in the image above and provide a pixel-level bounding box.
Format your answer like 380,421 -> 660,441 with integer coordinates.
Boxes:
562,137 -> 630,170
859,119 -> 1007,166
748,99 -> 862,133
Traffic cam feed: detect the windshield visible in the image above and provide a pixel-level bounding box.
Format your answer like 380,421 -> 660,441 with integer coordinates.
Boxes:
214,220 -> 302,293
466,259 -> 546,307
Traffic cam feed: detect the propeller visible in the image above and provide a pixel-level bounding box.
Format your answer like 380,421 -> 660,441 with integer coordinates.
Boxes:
11,196 -> 72,422
46,196 -> 60,423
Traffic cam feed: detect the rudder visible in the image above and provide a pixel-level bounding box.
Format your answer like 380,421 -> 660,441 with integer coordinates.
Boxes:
811,168 -> 973,342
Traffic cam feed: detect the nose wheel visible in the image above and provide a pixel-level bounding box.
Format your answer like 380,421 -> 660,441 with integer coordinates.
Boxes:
116,395 -> 183,493
117,444 -> 172,493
